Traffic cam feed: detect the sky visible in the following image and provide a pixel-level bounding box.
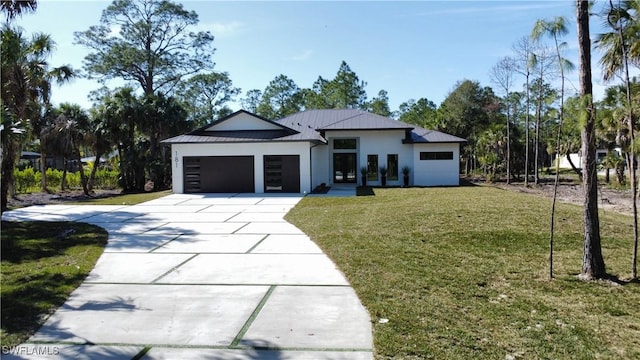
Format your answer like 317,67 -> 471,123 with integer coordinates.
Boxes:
11,0 -> 619,113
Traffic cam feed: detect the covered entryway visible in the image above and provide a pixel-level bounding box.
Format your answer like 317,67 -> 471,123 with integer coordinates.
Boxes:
264,155 -> 300,193
333,153 -> 357,183
183,156 -> 254,193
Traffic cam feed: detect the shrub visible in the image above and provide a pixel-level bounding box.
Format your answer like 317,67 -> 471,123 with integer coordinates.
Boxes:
92,169 -> 119,189
13,168 -> 121,194
44,168 -> 62,189
13,167 -> 40,193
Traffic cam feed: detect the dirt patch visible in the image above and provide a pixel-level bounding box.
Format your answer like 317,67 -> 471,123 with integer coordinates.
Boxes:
7,189 -> 122,209
491,181 -> 636,216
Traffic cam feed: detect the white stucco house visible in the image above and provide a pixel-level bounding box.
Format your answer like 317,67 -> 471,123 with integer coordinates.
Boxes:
162,109 -> 466,194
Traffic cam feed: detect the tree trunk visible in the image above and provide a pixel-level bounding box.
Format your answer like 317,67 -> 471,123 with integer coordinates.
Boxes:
75,149 -> 89,196
506,108 -> 511,184
525,74 -> 531,186
605,149 -> 611,184
577,0 -> 606,279
61,158 -> 68,191
535,108 -> 541,185
606,0 -> 639,279
1,141 -> 18,213
87,150 -> 103,192
565,153 -> 583,180
39,151 -> 48,192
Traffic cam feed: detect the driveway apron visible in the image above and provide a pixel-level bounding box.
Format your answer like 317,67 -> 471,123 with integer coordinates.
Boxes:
2,194 -> 373,359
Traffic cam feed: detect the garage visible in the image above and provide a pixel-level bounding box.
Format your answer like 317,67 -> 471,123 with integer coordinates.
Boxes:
183,156 -> 254,193
264,155 -> 300,193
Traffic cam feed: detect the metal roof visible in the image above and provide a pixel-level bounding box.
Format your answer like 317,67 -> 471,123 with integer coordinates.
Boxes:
162,109 -> 466,144
277,109 -> 412,131
407,127 -> 467,143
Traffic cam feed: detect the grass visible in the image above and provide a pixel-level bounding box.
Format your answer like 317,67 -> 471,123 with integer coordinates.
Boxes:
285,186 -> 640,359
67,190 -> 172,205
0,221 -> 108,347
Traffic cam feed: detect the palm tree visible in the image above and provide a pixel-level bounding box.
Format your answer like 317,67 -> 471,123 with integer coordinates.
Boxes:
86,105 -> 115,192
99,87 -> 146,192
48,103 -> 91,195
597,0 -> 639,279
596,0 -> 640,81
532,16 -> 575,279
140,93 -> 189,191
1,0 -> 37,21
1,25 -> 73,211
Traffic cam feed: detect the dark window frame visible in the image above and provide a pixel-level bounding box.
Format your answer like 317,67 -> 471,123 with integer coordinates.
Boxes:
367,154 -> 378,181
420,151 -> 454,160
333,138 -> 357,150
387,154 -> 398,180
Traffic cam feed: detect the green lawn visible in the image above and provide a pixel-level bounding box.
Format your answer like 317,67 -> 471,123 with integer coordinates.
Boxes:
0,190 -> 169,346
0,221 -> 108,347
67,190 -> 173,205
286,186 -> 640,359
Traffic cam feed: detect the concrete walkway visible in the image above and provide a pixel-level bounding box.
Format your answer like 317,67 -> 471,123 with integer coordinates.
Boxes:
2,194 -> 373,359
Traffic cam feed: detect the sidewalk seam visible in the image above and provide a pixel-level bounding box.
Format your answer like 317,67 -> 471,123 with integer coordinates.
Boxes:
148,234 -> 182,253
150,254 -> 199,283
229,285 -> 276,347
245,234 -> 269,253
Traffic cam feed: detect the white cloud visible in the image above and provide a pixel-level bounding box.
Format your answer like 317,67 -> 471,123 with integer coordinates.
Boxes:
204,21 -> 246,38
290,49 -> 313,61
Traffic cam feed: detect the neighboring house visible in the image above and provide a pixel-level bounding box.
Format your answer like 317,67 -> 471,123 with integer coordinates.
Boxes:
556,149 -> 620,170
162,109 -> 466,194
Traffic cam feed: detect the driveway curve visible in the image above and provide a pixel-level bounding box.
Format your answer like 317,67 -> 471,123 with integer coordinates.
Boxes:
2,193 -> 373,360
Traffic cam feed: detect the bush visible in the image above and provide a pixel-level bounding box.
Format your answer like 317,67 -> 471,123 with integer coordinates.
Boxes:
13,167 -> 40,193
45,168 -> 62,189
13,168 -> 121,194
92,169 -> 119,189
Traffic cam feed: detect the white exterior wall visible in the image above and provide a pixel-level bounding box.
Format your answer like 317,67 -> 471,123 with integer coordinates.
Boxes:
170,142 -> 312,193
311,144 -> 330,188
412,143 -> 461,186
323,130 -> 413,186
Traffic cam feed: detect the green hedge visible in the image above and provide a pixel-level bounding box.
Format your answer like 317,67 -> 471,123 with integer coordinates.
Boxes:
13,168 -> 120,194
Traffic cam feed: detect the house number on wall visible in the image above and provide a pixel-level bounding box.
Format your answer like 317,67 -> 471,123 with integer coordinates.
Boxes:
175,151 -> 179,168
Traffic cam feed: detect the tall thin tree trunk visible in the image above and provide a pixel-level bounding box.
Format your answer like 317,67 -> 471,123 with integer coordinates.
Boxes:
87,151 -> 103,192
549,112 -> 562,280
39,152 -> 48,192
61,158 -> 68,191
535,104 -> 541,185
525,74 -> 531,186
578,0 -> 606,279
1,142 -> 18,212
75,148 -> 89,196
506,107 -> 511,184
549,21 -> 569,280
607,0 -> 638,278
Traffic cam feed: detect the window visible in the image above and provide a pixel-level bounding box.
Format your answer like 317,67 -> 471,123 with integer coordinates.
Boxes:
367,154 -> 378,180
334,138 -> 357,149
387,154 -> 398,180
420,151 -> 454,160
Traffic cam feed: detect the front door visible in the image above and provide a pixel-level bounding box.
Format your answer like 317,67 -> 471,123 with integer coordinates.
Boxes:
333,153 -> 357,183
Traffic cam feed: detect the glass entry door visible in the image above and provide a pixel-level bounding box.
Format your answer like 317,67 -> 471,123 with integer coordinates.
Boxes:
333,153 -> 357,183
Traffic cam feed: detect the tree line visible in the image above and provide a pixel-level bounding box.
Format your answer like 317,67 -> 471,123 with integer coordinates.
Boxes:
0,0 -> 638,279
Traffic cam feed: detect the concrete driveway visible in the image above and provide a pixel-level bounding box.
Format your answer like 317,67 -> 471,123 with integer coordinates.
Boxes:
2,193 -> 373,359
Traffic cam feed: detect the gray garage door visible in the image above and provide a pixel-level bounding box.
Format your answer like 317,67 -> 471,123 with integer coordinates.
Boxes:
183,156 -> 254,193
